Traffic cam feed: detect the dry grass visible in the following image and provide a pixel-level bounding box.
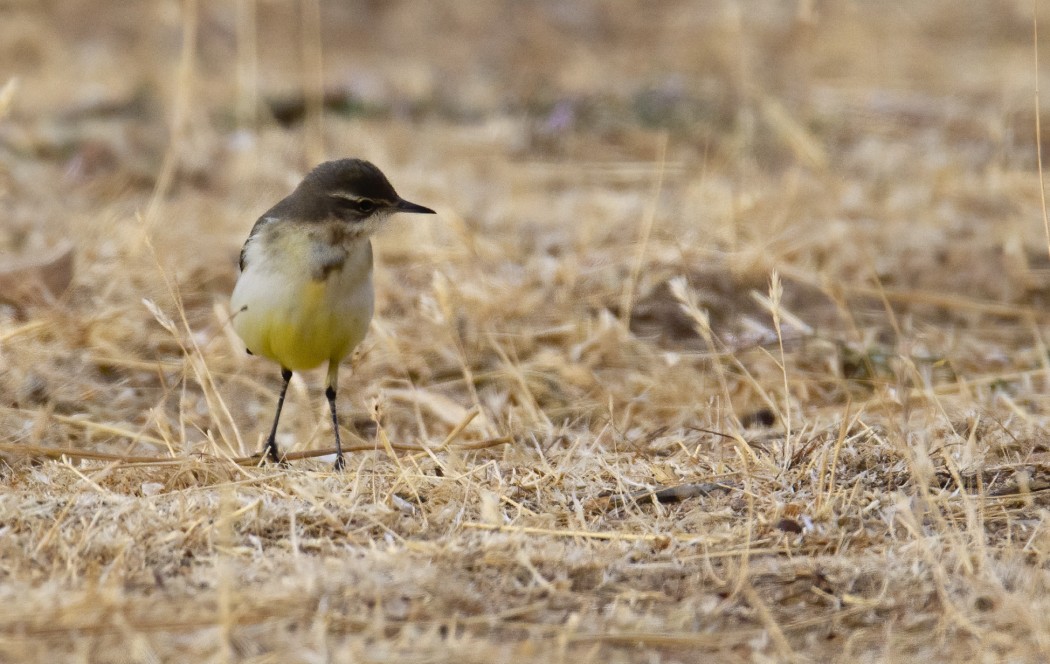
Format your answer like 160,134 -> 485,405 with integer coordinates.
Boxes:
3,1 -> 1050,661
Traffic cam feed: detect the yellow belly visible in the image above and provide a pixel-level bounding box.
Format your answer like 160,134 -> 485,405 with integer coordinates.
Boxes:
231,238 -> 374,372
257,281 -> 363,370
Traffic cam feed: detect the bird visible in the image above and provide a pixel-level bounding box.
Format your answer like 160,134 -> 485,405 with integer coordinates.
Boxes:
230,159 -> 435,470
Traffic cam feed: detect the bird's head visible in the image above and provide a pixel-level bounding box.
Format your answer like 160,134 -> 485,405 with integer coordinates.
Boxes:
296,159 -> 435,234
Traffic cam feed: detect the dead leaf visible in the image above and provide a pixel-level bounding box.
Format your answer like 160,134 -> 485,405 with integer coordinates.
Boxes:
0,240 -> 75,307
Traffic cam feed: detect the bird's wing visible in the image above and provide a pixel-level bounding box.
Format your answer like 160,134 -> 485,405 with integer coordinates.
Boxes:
239,215 -> 276,272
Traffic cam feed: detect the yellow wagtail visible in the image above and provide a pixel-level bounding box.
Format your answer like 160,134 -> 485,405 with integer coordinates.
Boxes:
231,159 -> 435,470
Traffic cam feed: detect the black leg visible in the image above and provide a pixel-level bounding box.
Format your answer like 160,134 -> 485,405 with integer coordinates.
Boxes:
326,384 -> 345,471
263,368 -> 293,464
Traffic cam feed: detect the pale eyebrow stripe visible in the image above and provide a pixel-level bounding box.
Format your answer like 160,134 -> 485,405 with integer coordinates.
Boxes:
329,192 -> 371,202
329,192 -> 394,205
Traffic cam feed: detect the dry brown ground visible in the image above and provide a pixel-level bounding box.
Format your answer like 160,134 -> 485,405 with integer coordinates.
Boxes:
3,1 -> 1050,662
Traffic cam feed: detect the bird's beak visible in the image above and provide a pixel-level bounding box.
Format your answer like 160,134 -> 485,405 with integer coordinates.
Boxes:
395,198 -> 436,215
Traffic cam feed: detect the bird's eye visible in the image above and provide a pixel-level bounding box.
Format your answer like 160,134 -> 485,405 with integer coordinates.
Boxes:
331,196 -> 379,218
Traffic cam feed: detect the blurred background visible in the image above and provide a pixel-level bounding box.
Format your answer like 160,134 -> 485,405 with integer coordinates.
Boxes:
3,1 -> 1046,209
